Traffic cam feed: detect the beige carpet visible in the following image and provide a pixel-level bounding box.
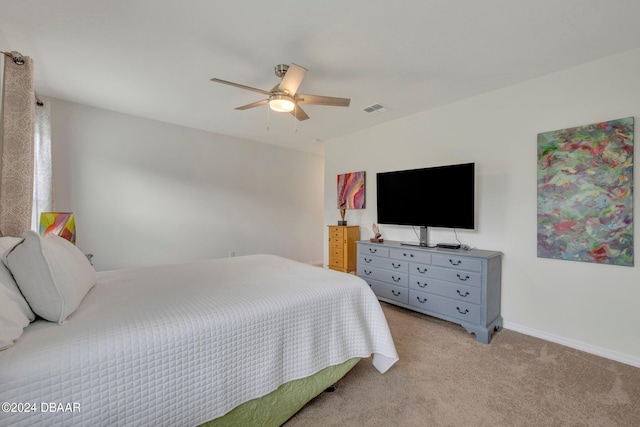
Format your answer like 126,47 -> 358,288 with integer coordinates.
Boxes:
286,303 -> 640,427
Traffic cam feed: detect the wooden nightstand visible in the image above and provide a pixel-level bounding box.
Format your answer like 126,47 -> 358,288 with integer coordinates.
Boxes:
328,225 -> 360,273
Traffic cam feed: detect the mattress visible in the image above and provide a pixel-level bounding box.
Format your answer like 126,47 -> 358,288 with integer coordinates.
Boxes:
0,254 -> 398,426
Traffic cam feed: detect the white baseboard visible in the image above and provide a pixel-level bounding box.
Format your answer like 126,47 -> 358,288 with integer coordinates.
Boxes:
503,321 -> 640,368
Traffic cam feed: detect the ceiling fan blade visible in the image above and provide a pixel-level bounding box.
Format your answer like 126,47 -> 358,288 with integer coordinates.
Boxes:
278,63 -> 307,96
296,93 -> 351,107
290,104 -> 310,121
210,78 -> 271,96
235,99 -> 269,110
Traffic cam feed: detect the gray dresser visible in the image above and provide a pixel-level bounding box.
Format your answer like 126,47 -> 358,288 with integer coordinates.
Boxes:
357,240 -> 502,343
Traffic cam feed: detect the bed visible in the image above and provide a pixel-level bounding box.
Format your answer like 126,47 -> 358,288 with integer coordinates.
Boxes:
0,232 -> 398,426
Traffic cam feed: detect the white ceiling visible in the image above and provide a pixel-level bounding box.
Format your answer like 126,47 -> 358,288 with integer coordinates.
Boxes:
2,0 -> 640,155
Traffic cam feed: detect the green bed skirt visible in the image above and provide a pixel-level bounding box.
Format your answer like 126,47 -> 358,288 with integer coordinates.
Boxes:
199,357 -> 361,427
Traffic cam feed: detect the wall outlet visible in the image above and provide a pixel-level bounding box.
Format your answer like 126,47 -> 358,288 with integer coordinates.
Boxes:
228,250 -> 235,257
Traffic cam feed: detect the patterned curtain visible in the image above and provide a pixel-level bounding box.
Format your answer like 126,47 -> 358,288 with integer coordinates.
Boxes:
0,55 -> 35,237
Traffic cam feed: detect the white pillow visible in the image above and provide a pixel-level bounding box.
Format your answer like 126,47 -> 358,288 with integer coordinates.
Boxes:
5,230 -> 96,324
0,236 -> 35,350
0,282 -> 32,350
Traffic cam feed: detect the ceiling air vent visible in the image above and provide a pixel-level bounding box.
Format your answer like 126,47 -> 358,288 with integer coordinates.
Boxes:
363,103 -> 389,115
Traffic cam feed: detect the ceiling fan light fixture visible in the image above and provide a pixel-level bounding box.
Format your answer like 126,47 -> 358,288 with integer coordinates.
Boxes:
211,63 -> 350,121
269,94 -> 295,112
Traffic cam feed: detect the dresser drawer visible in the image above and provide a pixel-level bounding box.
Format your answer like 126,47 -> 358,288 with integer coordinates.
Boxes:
368,280 -> 409,304
409,278 -> 481,304
412,264 -> 482,287
358,244 -> 390,258
358,265 -> 408,287
359,255 -> 408,273
390,247 -> 432,265
329,227 -> 345,239
330,240 -> 342,249
331,247 -> 344,258
329,256 -> 344,268
409,290 -> 480,324
432,254 -> 482,272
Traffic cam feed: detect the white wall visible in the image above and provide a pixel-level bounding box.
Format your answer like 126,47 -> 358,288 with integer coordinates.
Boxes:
50,98 -> 325,271
324,48 -> 640,366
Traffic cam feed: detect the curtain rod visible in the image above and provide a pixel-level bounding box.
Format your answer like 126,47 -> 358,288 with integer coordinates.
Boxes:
1,50 -> 44,106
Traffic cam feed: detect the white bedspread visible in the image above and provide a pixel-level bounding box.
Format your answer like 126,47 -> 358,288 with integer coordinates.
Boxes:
0,254 -> 398,426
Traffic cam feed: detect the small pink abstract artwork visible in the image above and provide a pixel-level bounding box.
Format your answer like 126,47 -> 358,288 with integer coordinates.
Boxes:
337,171 -> 365,209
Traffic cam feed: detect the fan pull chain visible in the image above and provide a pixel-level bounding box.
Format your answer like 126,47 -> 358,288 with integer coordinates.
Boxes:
266,104 -> 270,131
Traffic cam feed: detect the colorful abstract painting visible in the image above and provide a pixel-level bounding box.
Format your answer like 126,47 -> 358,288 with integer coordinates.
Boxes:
40,212 -> 76,244
337,171 -> 365,209
537,117 -> 634,266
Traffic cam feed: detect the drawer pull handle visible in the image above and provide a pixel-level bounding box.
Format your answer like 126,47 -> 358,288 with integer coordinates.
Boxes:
364,258 -> 372,263
456,307 -> 469,315
392,262 -> 401,269
417,267 -> 428,274
416,296 -> 428,303
391,290 -> 402,296
449,259 -> 462,266
364,270 -> 372,276
417,281 -> 428,288
402,253 -> 414,258
392,276 -> 401,282
369,248 -> 377,253
457,274 -> 470,281
457,290 -> 470,297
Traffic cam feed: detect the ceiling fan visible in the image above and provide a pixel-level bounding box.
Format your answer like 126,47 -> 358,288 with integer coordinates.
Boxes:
210,64 -> 350,121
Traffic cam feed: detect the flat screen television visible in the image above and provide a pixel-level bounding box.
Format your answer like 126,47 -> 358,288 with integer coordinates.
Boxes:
376,162 -> 475,232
